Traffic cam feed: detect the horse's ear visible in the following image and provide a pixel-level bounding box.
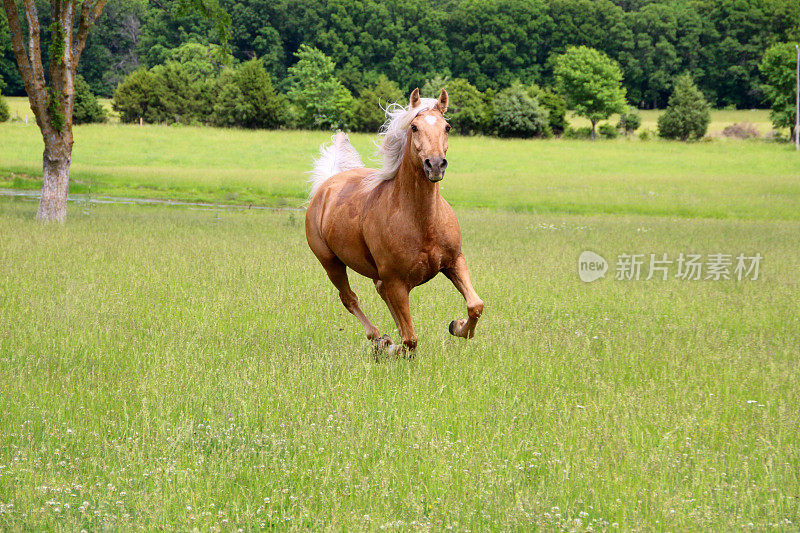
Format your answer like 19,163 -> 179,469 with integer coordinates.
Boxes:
436,88 -> 449,113
409,88 -> 421,109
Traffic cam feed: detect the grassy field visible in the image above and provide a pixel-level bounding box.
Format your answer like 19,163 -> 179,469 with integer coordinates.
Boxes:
2,117 -> 799,220
0,201 -> 798,530
1,104 -> 799,529
569,109 -> 774,136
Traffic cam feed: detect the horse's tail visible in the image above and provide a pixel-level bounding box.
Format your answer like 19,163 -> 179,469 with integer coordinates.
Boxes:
308,131 -> 364,198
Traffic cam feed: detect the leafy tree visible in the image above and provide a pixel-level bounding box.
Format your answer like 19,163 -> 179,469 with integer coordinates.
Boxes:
0,14 -> 23,95
149,61 -> 202,124
0,74 -> 8,121
620,1 -> 702,108
286,44 -> 353,130
211,58 -> 286,129
760,42 -> 799,140
446,0 -> 550,90
421,74 -> 450,98
657,73 -> 710,141
78,0 -> 147,97
528,84 -> 568,135
617,106 -> 641,134
113,68 -> 162,123
168,42 -> 228,82
351,74 -> 404,132
443,78 -> 488,135
1,0 -> 229,222
73,75 -> 106,124
554,45 -> 627,139
491,83 -> 550,138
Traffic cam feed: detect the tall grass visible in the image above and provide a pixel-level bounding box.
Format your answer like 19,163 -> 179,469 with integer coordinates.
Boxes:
0,202 -> 797,530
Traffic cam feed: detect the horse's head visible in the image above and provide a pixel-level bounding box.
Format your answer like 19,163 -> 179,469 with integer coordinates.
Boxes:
408,88 -> 450,182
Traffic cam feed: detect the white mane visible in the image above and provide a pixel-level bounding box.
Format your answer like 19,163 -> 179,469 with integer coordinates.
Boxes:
363,97 -> 439,190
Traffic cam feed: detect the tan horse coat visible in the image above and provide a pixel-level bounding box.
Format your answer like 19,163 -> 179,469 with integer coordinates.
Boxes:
305,89 -> 483,354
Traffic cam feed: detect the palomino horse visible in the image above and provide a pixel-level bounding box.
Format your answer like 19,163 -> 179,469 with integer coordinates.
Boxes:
305,88 -> 483,354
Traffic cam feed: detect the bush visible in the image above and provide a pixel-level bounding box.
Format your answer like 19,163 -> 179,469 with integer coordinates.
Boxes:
286,44 -> 353,130
617,108 -> 641,134
73,75 -> 106,124
491,83 -> 550,138
113,68 -> 162,123
444,78 -> 489,135
657,74 -> 710,141
598,123 -> 618,139
721,122 -> 760,139
211,59 -> 287,129
0,74 -> 10,122
563,126 -> 592,139
638,128 -> 653,141
0,97 -> 8,122
351,75 -> 404,132
528,85 -> 567,136
113,63 -> 202,125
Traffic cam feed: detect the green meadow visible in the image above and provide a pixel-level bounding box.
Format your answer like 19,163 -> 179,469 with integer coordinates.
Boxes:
1,115 -> 799,530
1,110 -> 799,220
1,203 -> 798,531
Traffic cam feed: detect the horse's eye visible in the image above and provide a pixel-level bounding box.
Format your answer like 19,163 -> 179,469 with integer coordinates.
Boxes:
411,124 -> 418,132
445,124 -> 451,133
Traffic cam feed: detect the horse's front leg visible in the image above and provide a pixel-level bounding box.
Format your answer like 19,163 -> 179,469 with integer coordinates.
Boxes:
443,254 -> 484,339
375,279 -> 417,355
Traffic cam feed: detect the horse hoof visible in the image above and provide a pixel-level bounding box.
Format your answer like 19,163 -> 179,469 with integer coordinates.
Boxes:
372,334 -> 392,350
449,320 -> 456,335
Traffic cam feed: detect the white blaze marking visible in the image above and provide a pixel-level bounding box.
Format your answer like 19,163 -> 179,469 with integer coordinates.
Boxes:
425,115 -> 437,125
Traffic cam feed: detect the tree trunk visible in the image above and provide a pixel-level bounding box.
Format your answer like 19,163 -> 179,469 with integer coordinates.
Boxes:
591,120 -> 597,141
36,133 -> 73,223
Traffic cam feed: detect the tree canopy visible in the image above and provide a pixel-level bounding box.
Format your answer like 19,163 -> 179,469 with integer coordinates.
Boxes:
3,0 -> 798,108
554,45 -> 627,138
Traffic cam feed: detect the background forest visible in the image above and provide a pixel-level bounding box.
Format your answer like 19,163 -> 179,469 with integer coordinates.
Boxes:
2,0 -> 799,109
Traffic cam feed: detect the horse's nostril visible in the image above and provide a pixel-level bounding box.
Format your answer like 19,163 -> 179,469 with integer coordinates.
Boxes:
441,159 -> 448,168
424,159 -> 432,168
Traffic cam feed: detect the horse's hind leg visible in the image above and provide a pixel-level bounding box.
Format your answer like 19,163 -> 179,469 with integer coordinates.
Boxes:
375,279 -> 417,354
316,253 -> 381,341
444,254 -> 484,339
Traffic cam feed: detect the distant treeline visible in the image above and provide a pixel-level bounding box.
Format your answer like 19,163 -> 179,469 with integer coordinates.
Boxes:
2,0 -> 799,109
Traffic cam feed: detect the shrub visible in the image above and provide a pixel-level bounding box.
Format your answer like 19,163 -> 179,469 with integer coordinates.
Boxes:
598,123 -> 618,139
491,83 -> 550,138
211,59 -> 287,129
1,74 -> 10,122
113,63 -> 203,124
73,74 -> 106,124
721,122 -> 760,139
444,78 -> 489,135
657,74 -> 710,141
286,44 -> 353,130
528,85 -> 567,136
638,128 -> 652,141
563,126 -> 592,139
617,107 -> 641,134
113,68 -> 163,123
149,62 -> 203,124
351,75 -> 404,132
